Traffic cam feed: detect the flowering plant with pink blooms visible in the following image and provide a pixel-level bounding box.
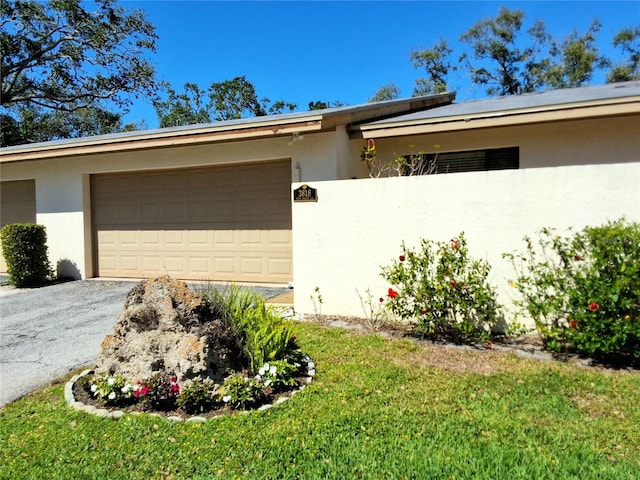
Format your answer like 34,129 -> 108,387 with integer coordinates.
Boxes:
381,232 -> 499,343
505,218 -> 640,365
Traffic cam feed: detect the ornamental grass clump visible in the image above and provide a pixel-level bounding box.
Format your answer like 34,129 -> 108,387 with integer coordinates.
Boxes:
504,218 -> 640,365
381,233 -> 500,343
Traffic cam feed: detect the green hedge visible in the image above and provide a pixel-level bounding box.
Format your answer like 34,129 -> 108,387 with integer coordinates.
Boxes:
0,223 -> 53,287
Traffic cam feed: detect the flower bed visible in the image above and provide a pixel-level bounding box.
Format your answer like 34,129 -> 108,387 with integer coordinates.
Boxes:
66,353 -> 315,421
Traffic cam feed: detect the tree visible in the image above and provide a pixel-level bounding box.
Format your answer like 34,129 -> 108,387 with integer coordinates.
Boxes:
307,100 -> 346,110
208,76 -> 267,121
1,104 -> 144,146
546,20 -> 607,88
1,0 -> 158,111
459,7 -> 550,96
1,0 -> 158,144
154,77 -> 297,128
607,25 -> 640,82
0,113 -> 23,146
410,39 -> 455,95
261,99 -> 297,116
153,83 -> 212,128
369,83 -> 401,102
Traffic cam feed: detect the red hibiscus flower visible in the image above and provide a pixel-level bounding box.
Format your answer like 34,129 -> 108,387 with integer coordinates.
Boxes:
387,288 -> 398,299
450,280 -> 457,288
399,255 -> 405,262
588,302 -> 599,312
569,319 -> 577,329
379,297 -> 384,303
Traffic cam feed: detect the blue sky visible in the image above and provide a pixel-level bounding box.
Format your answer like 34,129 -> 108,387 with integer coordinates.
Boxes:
123,0 -> 640,127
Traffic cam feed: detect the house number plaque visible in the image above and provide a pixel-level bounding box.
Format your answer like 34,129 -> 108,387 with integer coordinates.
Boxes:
293,184 -> 318,202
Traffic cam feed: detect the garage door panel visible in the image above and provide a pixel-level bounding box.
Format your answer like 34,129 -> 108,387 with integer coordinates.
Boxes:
92,160 -> 292,282
1,180 -> 37,273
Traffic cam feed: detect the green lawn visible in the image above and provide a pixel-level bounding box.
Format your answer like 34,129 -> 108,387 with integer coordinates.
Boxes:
1,323 -> 639,479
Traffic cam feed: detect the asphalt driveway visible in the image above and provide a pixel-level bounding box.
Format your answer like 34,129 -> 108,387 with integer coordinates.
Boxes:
0,279 -> 288,407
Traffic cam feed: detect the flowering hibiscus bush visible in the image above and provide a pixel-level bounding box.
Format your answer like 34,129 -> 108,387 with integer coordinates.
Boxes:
504,218 -> 640,364
381,233 -> 500,342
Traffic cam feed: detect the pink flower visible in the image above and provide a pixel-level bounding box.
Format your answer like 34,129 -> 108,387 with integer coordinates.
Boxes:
588,302 -> 599,312
399,255 -> 405,262
387,288 -> 398,299
486,342 -> 493,349
134,385 -> 149,398
168,376 -> 180,394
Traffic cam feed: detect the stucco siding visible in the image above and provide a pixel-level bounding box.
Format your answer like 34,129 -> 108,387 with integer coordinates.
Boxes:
292,162 -> 640,322
0,131 -> 348,280
361,115 -> 640,174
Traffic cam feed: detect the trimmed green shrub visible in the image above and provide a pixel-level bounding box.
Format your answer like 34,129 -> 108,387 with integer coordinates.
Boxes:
176,378 -> 221,414
505,218 -> 640,364
381,232 -> 500,342
0,223 -> 53,287
219,372 -> 266,410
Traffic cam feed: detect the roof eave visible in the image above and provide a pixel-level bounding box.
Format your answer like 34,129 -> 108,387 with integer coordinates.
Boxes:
0,117 -> 325,163
354,96 -> 640,139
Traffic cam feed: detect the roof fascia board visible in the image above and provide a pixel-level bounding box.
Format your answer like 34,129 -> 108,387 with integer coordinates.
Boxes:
323,93 -> 456,129
0,120 -> 323,163
0,93 -> 455,164
355,97 -> 640,138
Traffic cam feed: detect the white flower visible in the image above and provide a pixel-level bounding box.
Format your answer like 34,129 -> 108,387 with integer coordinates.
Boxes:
108,392 -> 116,400
90,384 -> 98,393
107,377 -> 116,386
264,379 -> 272,388
121,384 -> 131,394
222,395 -> 231,403
269,366 -> 277,375
254,375 -> 262,381
259,364 -> 268,376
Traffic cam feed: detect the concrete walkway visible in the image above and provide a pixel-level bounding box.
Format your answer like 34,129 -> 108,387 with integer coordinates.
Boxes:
0,279 -> 288,407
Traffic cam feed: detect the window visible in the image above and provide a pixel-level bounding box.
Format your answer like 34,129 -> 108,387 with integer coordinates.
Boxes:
400,147 -> 519,175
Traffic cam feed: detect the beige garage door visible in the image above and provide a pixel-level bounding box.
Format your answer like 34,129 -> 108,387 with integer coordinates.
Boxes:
1,180 -> 37,273
92,160 -> 292,283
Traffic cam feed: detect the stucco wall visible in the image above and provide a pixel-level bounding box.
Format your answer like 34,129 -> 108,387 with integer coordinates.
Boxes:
0,131 -> 347,279
358,115 -> 640,173
292,162 -> 640,324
